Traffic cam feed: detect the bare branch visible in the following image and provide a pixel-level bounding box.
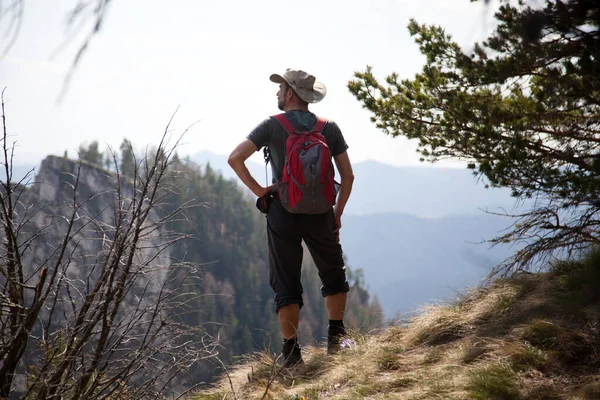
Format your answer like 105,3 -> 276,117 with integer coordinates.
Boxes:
0,99 -> 218,399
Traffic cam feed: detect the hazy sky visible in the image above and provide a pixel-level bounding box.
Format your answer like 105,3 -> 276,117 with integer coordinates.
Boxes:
1,0 -> 498,169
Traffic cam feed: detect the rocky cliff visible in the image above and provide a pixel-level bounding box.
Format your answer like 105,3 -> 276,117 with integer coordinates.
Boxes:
1,155 -> 188,398
19,155 -> 171,301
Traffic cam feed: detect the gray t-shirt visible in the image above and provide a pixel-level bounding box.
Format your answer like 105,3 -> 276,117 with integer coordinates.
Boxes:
247,110 -> 349,183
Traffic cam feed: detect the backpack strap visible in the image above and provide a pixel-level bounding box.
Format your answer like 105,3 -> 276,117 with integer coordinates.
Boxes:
262,146 -> 270,188
312,117 -> 327,133
272,113 -> 297,134
272,113 -> 328,134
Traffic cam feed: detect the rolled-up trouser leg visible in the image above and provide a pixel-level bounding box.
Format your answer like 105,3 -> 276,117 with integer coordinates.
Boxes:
267,199 -> 304,312
302,210 -> 350,297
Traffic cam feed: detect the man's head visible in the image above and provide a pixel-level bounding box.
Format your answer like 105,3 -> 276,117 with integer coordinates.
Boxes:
270,69 -> 327,111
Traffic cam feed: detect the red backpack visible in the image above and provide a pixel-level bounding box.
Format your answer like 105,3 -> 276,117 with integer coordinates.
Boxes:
272,113 -> 337,214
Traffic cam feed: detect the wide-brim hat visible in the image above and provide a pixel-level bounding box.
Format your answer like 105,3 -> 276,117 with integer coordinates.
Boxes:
270,68 -> 327,104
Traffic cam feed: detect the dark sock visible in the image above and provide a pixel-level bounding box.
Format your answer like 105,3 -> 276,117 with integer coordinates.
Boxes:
282,337 -> 298,346
328,320 -> 346,336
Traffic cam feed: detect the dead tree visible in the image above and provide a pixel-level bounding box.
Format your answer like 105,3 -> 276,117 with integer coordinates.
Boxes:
0,90 -> 217,399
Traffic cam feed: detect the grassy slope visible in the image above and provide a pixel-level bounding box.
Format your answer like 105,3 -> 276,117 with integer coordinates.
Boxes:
191,254 -> 600,400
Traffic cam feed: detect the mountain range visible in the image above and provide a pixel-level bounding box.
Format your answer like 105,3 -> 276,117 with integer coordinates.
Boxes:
342,212 -> 515,318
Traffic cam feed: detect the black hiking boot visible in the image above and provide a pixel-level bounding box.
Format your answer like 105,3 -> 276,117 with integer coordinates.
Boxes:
327,333 -> 344,355
327,321 -> 348,355
281,338 -> 304,369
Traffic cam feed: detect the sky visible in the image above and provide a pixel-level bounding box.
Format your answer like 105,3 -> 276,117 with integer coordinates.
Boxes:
0,0 -> 499,169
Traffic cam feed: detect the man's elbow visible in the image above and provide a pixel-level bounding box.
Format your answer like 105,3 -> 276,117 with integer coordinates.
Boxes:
341,172 -> 355,184
227,152 -> 240,169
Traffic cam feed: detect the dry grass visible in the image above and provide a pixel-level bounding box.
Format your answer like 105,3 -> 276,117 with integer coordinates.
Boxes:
191,261 -> 600,400
466,362 -> 519,399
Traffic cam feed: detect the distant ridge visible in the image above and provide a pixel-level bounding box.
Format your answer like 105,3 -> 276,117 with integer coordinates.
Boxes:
342,211 -> 515,318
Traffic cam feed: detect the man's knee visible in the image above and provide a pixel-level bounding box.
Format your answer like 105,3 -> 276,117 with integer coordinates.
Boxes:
274,292 -> 304,313
320,279 -> 350,298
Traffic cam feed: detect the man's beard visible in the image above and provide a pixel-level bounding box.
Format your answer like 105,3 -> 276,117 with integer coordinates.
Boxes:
277,98 -> 285,111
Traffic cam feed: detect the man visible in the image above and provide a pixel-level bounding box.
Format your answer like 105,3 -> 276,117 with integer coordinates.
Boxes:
228,68 -> 355,367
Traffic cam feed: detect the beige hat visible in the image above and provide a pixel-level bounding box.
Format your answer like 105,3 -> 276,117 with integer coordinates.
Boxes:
270,68 -> 327,104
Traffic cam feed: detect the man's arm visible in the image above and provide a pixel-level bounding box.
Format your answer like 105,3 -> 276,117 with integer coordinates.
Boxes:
228,139 -> 268,198
333,150 -> 355,240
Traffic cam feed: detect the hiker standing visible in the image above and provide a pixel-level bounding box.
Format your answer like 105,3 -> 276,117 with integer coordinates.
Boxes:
228,68 -> 355,367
